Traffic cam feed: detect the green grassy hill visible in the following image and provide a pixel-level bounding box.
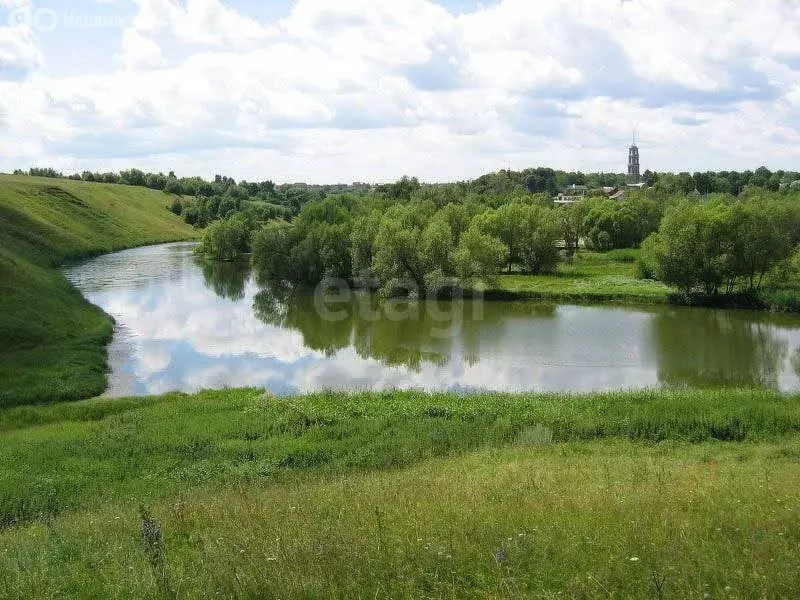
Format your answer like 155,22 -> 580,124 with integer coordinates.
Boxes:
0,175 -> 197,407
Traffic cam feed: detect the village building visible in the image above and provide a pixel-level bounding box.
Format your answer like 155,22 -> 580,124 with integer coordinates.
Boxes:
554,184 -> 589,205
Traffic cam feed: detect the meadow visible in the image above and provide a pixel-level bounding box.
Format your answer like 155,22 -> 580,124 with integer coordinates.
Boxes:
489,250 -> 671,304
1,388 -> 799,598
0,175 -> 196,407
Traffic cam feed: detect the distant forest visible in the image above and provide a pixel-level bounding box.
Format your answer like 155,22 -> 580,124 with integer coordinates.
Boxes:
12,164 -> 800,224
12,164 -> 800,303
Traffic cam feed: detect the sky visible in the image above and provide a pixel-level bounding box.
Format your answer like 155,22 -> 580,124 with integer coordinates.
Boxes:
0,0 -> 799,184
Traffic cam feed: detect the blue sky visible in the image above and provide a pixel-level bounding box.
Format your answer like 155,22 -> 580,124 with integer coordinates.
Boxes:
1,0 -> 800,183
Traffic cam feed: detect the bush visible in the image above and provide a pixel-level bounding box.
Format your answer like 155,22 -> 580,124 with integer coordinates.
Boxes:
169,198 -> 183,215
635,256 -> 654,280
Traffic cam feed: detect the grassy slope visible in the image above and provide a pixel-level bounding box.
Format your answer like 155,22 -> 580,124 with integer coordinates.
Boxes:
1,389 -> 799,598
0,175 -> 196,407
490,250 -> 672,304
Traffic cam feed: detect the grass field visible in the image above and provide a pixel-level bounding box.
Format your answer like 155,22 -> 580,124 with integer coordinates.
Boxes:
1,388 -> 799,598
0,175 -> 196,407
490,250 -> 672,305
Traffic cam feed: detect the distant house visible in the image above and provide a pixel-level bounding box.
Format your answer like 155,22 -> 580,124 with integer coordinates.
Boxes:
554,184 -> 589,205
554,184 -> 630,204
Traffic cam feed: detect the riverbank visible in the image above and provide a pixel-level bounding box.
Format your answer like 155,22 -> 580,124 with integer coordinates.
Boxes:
0,175 -> 197,408
1,388 -> 799,598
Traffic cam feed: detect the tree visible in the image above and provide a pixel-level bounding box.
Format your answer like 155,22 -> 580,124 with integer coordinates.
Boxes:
251,195 -> 362,284
453,224 -> 509,286
119,168 -> 147,187
252,222 -> 297,281
372,202 -> 435,293
641,199 -> 793,296
217,196 -> 237,219
350,210 -> 382,283
197,214 -> 253,261
641,202 -> 710,295
560,201 -> 587,260
727,201 -> 792,292
164,179 -> 183,195
518,205 -> 561,274
584,199 -> 618,250
677,172 -> 694,194
146,173 -> 167,190
693,172 -> 713,195
472,203 -> 529,273
375,176 -> 421,201
751,166 -> 772,188
524,167 -> 558,196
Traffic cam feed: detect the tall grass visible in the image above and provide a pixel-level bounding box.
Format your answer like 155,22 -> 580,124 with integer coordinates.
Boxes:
1,438 -> 799,599
1,388 -> 798,526
2,388 -> 799,597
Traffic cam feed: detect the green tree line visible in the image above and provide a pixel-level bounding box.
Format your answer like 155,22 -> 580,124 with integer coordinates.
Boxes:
640,194 -> 800,298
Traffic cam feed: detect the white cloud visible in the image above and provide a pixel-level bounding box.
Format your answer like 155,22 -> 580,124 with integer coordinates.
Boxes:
0,23 -> 42,79
121,29 -> 165,70
130,0 -> 274,46
2,0 -> 800,179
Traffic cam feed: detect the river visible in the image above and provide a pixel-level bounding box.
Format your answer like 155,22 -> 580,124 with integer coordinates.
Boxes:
62,242 -> 800,396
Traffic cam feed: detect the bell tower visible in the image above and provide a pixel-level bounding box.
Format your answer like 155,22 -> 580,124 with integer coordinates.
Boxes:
627,131 -> 641,184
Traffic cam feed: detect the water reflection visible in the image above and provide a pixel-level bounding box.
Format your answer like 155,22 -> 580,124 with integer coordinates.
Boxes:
63,243 -> 800,396
198,258 -> 249,301
253,283 -> 499,369
652,308 -> 789,389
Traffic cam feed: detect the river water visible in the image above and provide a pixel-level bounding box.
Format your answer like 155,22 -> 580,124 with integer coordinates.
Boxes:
62,242 -> 800,396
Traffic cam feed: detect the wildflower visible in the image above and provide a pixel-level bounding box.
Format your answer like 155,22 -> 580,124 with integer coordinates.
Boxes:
629,556 -> 640,562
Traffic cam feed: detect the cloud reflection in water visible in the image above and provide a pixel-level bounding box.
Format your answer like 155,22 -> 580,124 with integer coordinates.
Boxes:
63,243 -> 800,396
